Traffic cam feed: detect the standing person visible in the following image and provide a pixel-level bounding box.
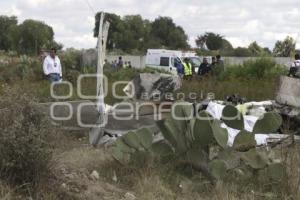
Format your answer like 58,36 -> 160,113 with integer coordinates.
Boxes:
128,61 -> 132,68
112,60 -> 117,68
123,61 -> 128,69
43,48 -> 62,83
211,56 -> 217,66
174,58 -> 184,77
213,54 -> 225,77
117,56 -> 123,68
183,58 -> 193,80
198,57 -> 211,76
288,54 -> 300,78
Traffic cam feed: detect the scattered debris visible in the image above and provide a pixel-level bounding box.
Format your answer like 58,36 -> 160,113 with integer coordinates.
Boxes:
112,170 -> 118,182
90,170 -> 100,181
123,73 -> 181,101
61,183 -> 67,189
124,192 -> 136,200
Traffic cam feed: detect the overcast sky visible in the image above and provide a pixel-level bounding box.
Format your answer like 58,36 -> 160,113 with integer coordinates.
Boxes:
1,0 -> 300,50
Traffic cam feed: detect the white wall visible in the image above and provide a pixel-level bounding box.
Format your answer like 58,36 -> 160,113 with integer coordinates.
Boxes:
81,50 -> 294,69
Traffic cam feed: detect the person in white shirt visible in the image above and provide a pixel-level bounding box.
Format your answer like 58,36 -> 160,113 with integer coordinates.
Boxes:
43,48 -> 62,82
288,54 -> 300,78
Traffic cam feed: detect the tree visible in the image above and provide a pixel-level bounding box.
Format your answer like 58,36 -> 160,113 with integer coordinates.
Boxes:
150,16 -> 189,49
94,13 -> 189,52
248,41 -> 263,56
14,19 -> 59,54
94,12 -> 125,50
273,36 -> 296,57
0,15 -> 18,51
122,15 -> 150,51
263,47 -> 272,55
195,35 -> 207,49
220,39 -> 234,56
234,47 -> 252,57
195,32 -> 224,51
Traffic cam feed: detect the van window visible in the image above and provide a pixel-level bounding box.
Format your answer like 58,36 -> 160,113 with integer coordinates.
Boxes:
171,57 -> 175,67
160,57 -> 169,67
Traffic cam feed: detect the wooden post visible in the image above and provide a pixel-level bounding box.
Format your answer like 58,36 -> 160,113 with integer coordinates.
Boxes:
89,12 -> 110,146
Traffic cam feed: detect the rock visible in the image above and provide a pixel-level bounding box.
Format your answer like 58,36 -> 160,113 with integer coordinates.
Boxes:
61,183 -> 67,189
123,73 -> 181,101
90,170 -> 100,180
124,192 -> 136,200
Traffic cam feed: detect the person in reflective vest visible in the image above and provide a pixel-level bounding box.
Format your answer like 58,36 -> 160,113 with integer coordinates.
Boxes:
123,61 -> 128,69
183,58 -> 192,80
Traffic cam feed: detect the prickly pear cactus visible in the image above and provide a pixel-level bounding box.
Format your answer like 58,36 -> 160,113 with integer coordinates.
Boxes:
233,130 -> 256,152
241,149 -> 268,169
111,102 -> 285,183
209,160 -> 227,180
252,112 -> 282,134
222,105 -> 244,130
193,111 -> 214,147
211,120 -> 229,149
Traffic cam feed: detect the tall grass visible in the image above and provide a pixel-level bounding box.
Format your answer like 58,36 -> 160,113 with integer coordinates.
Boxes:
179,76 -> 278,101
177,57 -> 286,101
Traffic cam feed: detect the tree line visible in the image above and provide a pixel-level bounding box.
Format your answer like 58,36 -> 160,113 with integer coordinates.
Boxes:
93,12 -> 297,57
195,32 -> 297,57
93,12 -> 190,53
0,13 -> 297,57
0,15 -> 62,55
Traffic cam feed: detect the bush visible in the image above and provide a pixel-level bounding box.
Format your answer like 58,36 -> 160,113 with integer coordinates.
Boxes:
0,88 -> 52,190
60,48 -> 82,72
224,57 -> 286,80
0,56 -> 44,83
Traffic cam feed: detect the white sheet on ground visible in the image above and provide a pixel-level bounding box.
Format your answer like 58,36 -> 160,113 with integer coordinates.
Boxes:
206,101 -> 225,120
206,101 -> 270,146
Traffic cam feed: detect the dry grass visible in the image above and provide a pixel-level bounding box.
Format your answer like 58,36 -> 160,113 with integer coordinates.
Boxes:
0,182 -> 14,200
1,114 -> 298,200
178,76 -> 278,101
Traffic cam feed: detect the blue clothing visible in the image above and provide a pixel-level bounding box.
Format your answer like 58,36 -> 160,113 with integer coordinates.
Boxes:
198,63 -> 211,75
48,73 -> 61,83
175,62 -> 184,75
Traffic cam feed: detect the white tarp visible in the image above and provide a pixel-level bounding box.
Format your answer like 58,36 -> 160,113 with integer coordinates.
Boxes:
206,101 -> 273,147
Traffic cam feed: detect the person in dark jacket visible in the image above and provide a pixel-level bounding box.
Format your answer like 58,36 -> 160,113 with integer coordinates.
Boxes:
198,57 -> 211,75
211,56 -> 217,66
212,54 -> 225,77
174,58 -> 184,77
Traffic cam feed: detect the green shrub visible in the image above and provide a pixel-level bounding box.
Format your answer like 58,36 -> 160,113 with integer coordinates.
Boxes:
223,57 -> 286,80
0,56 -> 44,83
60,48 -> 82,72
0,88 -> 52,190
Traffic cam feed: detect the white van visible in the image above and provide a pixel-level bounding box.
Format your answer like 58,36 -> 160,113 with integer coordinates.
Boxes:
145,49 -> 183,75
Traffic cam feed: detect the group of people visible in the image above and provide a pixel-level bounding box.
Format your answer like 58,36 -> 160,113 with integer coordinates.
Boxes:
111,56 -> 132,69
175,55 -> 224,79
42,48 -> 300,84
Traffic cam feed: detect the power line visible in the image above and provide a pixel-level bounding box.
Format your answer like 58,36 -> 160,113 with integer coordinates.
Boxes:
83,0 -> 96,15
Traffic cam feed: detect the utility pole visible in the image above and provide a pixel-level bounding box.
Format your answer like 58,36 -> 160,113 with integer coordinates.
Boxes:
89,12 -> 110,146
